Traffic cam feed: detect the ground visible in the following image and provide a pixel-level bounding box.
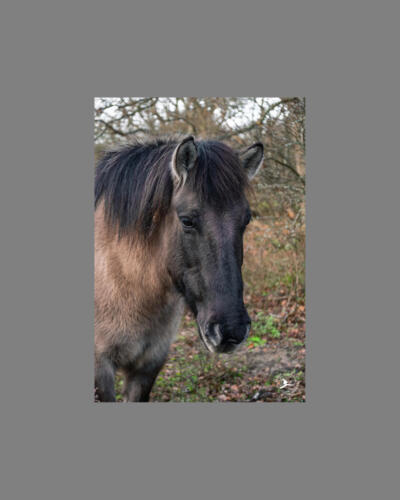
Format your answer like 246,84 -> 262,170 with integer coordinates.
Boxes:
153,319 -> 304,402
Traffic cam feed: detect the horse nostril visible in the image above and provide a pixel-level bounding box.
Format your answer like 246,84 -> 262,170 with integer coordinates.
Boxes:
225,337 -> 241,345
207,323 -> 222,347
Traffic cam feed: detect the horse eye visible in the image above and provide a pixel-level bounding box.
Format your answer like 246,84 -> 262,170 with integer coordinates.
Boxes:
180,217 -> 194,229
244,211 -> 252,226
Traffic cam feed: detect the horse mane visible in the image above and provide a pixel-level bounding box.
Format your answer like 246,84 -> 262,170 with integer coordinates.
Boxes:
95,136 -> 249,239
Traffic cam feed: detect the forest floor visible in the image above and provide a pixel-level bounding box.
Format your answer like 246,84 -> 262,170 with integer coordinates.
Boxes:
149,310 -> 305,403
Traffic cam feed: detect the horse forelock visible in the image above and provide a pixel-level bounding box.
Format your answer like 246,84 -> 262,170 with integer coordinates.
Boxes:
94,136 -> 249,242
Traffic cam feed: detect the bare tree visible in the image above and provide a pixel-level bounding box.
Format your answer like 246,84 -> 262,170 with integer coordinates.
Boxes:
94,97 -> 306,216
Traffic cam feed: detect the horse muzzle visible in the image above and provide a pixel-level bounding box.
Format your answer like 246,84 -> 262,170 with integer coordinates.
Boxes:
200,321 -> 251,353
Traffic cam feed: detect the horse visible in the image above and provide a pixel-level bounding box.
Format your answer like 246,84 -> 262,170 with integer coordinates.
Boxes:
95,135 -> 264,402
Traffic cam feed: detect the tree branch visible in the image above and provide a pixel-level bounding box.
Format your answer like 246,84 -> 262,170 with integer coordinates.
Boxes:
269,157 -> 305,185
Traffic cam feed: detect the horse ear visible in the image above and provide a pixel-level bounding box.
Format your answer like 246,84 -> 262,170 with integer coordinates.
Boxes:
170,136 -> 197,187
239,143 -> 264,180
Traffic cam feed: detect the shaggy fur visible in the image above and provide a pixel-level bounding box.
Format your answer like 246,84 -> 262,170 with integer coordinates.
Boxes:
95,136 -> 262,402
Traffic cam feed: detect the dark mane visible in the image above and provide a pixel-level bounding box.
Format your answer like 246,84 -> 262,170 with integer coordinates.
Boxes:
95,136 -> 249,238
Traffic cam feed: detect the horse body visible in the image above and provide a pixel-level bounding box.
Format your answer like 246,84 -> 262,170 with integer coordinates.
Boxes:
94,136 -> 263,402
95,203 -> 184,401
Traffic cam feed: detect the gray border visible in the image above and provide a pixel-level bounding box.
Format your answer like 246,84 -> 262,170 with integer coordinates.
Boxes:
1,2 -> 399,499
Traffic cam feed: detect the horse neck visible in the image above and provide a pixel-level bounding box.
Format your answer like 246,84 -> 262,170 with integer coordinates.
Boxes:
107,233 -> 169,299
97,212 -> 175,303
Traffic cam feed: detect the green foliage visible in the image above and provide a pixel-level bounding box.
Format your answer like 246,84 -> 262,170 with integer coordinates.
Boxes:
291,340 -> 304,347
247,312 -> 281,346
248,336 -> 267,347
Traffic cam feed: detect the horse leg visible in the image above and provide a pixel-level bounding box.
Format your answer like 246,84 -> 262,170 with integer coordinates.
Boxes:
95,355 -> 116,402
123,358 -> 167,402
